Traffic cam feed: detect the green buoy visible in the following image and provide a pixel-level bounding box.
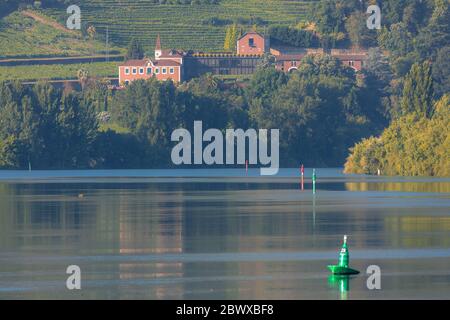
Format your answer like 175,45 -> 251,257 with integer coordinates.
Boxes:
327,235 -> 360,275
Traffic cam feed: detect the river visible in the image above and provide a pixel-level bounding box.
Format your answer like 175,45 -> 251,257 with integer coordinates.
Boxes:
0,168 -> 449,299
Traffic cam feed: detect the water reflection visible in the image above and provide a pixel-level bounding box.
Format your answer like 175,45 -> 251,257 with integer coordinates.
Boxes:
0,171 -> 449,299
312,194 -> 316,230
345,181 -> 450,193
328,275 -> 353,300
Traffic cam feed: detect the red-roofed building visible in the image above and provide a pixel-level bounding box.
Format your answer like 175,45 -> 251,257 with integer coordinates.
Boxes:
272,47 -> 368,72
236,31 -> 270,55
274,54 -> 306,72
118,59 -> 182,85
118,32 -> 370,86
119,35 -> 183,85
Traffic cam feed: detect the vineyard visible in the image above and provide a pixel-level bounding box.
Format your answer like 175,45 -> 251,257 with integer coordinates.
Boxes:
43,0 -> 317,53
0,0 -> 316,81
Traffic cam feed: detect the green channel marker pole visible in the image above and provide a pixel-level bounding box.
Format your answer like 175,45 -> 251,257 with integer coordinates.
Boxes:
312,169 -> 316,194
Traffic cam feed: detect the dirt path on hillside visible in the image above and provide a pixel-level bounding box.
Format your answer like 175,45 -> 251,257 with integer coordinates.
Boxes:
21,10 -> 79,36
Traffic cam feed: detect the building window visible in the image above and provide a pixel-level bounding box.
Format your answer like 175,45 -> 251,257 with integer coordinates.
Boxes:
349,61 -> 354,67
155,68 -> 159,74
147,67 -> 152,74
249,38 -> 254,47
124,80 -> 130,85
162,67 -> 167,74
139,68 -> 144,74
132,68 -> 137,75
170,68 -> 174,74
125,67 -> 130,75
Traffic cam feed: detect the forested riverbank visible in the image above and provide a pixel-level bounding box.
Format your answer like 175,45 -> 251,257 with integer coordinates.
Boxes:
0,54 -> 386,169
0,0 -> 448,176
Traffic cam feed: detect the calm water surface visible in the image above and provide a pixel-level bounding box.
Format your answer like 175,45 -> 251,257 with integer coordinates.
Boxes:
0,168 -> 449,299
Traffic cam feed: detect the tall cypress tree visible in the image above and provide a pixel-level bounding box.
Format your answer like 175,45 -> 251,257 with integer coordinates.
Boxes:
401,62 -> 434,118
223,26 -> 232,51
224,24 -> 238,52
126,38 -> 144,60
232,24 -> 238,50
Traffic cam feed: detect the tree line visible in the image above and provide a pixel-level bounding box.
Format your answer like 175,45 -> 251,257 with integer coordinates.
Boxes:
344,63 -> 449,177
0,53 -> 389,169
339,0 -> 450,176
1,0 -> 448,175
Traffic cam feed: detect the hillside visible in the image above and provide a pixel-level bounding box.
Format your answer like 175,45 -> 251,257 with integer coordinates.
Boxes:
0,62 -> 118,82
0,10 -> 123,58
43,0 -> 316,53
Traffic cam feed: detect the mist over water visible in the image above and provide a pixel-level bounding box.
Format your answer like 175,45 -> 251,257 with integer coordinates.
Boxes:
0,169 -> 449,299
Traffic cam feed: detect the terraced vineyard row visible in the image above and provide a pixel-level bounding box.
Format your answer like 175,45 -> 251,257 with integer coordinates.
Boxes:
44,0 -> 316,53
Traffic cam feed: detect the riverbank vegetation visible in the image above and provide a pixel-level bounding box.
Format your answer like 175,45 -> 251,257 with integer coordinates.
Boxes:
0,0 -> 448,176
0,54 -> 387,169
342,0 -> 450,177
344,94 -> 449,177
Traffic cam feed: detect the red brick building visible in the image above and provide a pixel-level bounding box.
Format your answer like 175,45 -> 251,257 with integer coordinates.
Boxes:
270,47 -> 367,73
118,35 -> 183,85
118,32 -> 369,85
330,49 -> 367,72
236,32 -> 368,72
274,54 -> 305,72
118,59 -> 182,85
236,31 -> 270,55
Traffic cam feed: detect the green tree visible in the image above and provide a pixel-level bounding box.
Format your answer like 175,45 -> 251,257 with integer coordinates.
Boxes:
345,12 -> 376,48
126,38 -> 144,60
224,24 -> 238,52
248,55 -> 381,166
402,0 -> 428,34
56,93 -> 98,168
0,81 -> 98,169
363,48 -> 395,120
414,0 -> 450,61
432,46 -> 450,97
77,68 -> 89,89
381,0 -> 408,26
378,23 -> 414,58
401,62 -> 434,118
223,25 -> 232,51
345,95 -> 449,177
308,0 -> 364,47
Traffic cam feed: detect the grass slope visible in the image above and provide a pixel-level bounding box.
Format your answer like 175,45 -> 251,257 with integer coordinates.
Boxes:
0,10 -> 123,59
0,62 -> 119,81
